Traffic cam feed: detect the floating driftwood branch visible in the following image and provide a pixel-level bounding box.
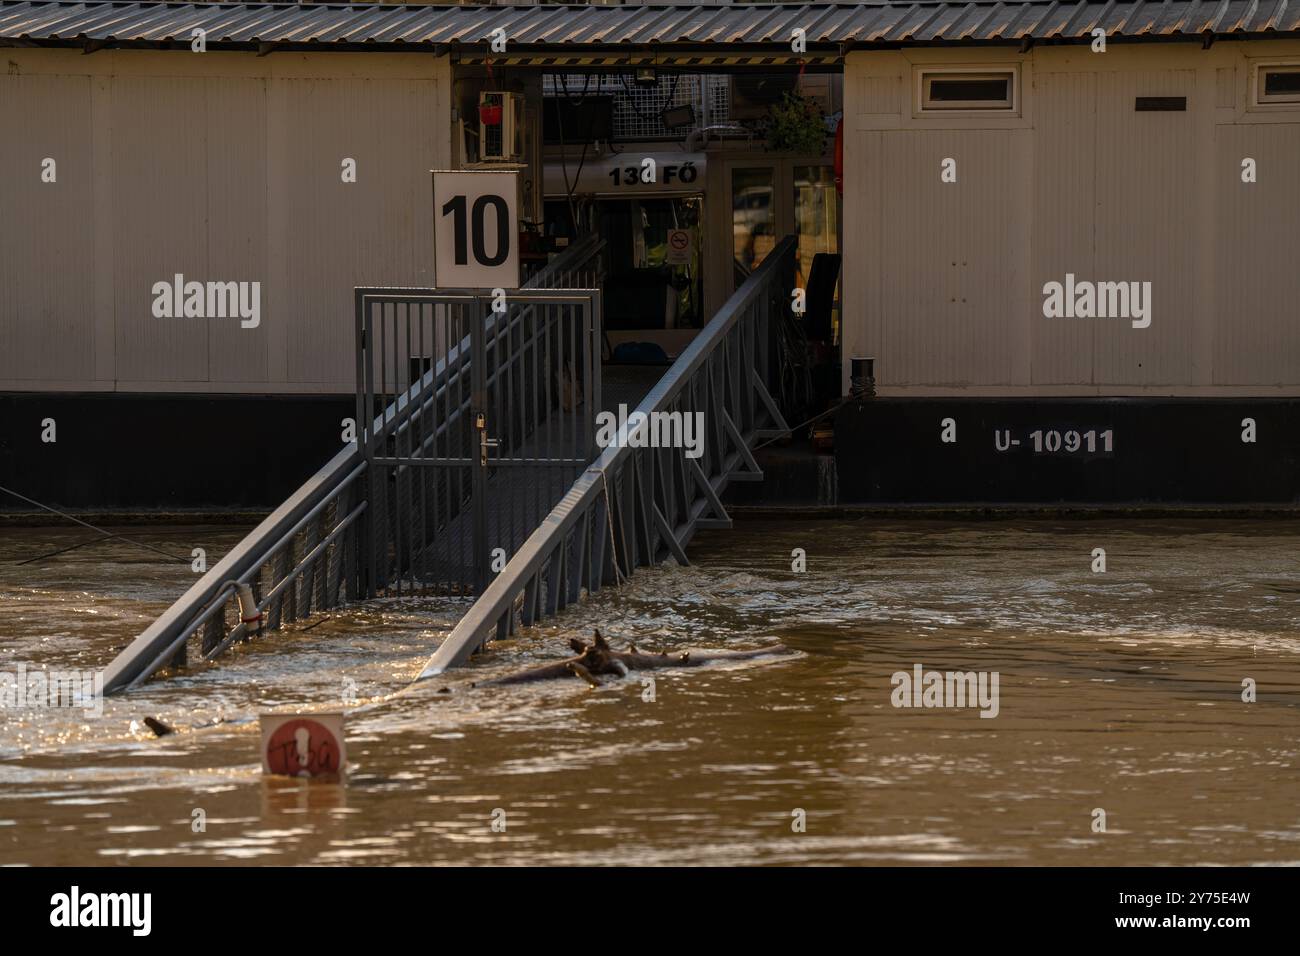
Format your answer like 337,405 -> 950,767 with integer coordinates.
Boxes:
469,629 -> 790,689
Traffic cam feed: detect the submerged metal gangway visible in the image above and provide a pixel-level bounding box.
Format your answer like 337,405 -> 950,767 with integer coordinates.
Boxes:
419,235 -> 795,677
101,236 -> 605,694
102,233 -> 795,695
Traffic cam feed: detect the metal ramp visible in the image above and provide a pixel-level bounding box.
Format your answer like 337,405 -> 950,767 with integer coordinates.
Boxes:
418,235 -> 796,677
101,234 -> 795,694
101,236 -> 606,694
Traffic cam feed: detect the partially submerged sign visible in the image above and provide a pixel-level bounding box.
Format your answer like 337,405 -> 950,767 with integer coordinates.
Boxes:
260,713 -> 346,778
432,169 -> 520,289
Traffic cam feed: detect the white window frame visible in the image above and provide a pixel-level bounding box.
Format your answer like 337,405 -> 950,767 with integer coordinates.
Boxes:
916,66 -> 1019,114
1254,62 -> 1300,106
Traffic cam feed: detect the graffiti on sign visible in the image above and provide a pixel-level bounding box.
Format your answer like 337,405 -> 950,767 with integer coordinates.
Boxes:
260,714 -> 346,778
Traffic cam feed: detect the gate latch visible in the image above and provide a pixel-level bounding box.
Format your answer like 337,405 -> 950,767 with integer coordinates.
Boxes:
476,412 -> 499,466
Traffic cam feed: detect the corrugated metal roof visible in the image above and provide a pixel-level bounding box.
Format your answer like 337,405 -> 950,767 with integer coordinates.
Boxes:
1,1 -> 1298,52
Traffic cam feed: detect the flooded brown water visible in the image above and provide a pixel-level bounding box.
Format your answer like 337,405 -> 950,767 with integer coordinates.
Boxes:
1,518 -> 1298,866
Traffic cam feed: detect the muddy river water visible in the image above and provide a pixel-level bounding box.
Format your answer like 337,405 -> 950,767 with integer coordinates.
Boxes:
0,518 -> 1297,865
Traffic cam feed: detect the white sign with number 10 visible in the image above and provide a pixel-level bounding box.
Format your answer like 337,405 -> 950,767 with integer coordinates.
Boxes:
431,170 -> 519,289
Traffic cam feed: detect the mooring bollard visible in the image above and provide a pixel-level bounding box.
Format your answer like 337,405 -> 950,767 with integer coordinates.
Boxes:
850,356 -> 876,399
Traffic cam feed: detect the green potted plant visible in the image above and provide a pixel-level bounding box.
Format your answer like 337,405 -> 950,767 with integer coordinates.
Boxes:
764,91 -> 828,154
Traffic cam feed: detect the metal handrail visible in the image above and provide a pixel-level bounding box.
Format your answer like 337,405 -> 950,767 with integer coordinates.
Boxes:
103,444 -> 366,693
417,235 -> 796,678
102,235 -> 605,695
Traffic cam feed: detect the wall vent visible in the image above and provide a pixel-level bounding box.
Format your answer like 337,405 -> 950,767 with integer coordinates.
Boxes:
1134,96 -> 1187,111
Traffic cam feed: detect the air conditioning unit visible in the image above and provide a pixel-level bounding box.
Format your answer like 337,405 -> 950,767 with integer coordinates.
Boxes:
479,91 -> 525,162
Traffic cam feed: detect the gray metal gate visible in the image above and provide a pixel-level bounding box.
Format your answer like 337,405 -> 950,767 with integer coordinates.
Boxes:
354,288 -> 601,598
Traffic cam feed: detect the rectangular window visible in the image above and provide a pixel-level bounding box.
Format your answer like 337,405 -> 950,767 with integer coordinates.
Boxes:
919,70 -> 1016,112
1258,65 -> 1300,104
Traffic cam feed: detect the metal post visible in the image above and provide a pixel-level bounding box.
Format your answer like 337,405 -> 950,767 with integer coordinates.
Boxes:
357,293 -> 377,600
471,296 -> 489,596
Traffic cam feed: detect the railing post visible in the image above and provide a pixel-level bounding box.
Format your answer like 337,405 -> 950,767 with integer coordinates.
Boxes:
356,289 -> 378,600
470,295 -> 490,596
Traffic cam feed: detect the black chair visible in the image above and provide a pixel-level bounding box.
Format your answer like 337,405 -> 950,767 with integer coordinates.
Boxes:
803,253 -> 841,343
